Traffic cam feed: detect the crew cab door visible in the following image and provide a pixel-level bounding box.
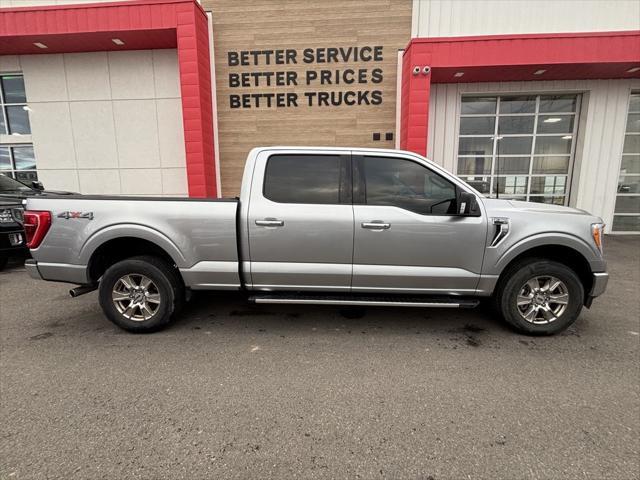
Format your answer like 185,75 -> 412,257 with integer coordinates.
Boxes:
246,150 -> 353,291
352,152 -> 486,295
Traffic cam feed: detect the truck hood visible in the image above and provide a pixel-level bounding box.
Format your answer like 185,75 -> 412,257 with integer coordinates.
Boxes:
0,198 -> 22,208
507,199 -> 590,215
481,198 -> 596,219
0,189 -> 76,203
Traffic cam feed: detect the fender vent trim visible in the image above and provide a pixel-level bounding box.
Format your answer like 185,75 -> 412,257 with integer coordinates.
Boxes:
490,217 -> 510,247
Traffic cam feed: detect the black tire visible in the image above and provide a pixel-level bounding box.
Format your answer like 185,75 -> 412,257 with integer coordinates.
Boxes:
98,255 -> 183,333
0,256 -> 8,271
495,258 -> 584,336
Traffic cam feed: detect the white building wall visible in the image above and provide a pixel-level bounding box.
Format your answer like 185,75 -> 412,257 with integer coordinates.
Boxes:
426,79 -> 640,231
412,0 -> 640,37
0,50 -> 187,196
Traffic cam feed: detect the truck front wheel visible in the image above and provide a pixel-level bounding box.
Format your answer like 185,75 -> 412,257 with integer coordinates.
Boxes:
98,255 -> 182,333
496,259 -> 584,335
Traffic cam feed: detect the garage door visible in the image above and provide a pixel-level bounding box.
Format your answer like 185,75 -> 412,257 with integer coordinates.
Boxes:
456,94 -> 580,206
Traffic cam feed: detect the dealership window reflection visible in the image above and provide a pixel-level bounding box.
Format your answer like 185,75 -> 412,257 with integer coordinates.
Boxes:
456,94 -> 579,205
0,74 -> 37,183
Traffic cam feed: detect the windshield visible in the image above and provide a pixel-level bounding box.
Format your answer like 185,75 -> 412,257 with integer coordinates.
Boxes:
0,173 -> 32,192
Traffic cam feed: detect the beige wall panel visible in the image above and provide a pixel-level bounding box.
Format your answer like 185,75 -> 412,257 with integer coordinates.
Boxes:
0,49 -> 182,195
204,0 -> 412,196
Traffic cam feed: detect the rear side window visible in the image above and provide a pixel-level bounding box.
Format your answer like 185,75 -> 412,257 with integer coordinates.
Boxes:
263,154 -> 347,204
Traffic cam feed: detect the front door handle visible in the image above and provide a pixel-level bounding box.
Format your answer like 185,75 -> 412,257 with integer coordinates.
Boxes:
361,221 -> 390,230
255,218 -> 284,227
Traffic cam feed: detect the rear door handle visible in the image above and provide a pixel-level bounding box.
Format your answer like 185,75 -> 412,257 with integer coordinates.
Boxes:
255,218 -> 284,227
361,221 -> 390,230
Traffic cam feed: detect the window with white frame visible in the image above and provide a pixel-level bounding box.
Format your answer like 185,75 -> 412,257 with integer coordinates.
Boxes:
0,74 -> 37,183
456,94 -> 580,205
612,92 -> 640,232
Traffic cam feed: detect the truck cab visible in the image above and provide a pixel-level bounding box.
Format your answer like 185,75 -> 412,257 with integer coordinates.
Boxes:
240,148 -> 486,295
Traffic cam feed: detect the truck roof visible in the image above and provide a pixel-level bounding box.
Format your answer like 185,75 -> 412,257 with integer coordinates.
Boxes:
249,146 -> 421,156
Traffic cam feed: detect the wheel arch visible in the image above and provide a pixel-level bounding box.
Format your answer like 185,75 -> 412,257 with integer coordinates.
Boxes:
496,242 -> 594,298
82,226 -> 186,284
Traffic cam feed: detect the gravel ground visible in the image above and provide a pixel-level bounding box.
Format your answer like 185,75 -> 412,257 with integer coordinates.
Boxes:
1,236 -> 638,480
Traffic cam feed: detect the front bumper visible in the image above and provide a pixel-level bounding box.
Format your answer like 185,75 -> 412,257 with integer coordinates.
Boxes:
0,228 -> 27,256
590,272 -> 609,298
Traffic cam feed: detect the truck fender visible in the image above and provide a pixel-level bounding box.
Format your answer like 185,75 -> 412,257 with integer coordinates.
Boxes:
493,232 -> 601,274
78,223 -> 187,268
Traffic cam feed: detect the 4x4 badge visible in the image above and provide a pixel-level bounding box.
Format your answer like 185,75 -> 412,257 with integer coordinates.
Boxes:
57,211 -> 94,220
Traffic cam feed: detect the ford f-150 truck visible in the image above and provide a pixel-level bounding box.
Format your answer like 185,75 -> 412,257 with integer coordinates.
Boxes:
24,147 -> 608,335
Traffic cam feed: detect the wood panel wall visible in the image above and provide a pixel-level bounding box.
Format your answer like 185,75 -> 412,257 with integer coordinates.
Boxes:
202,0 -> 412,196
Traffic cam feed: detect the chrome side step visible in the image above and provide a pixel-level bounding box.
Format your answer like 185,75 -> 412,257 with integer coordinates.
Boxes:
254,298 -> 462,308
249,294 -> 479,309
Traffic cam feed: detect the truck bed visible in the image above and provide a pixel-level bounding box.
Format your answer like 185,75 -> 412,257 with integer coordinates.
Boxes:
25,195 -> 241,289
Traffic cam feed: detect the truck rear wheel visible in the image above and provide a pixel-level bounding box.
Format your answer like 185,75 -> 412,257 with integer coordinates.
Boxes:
496,259 -> 584,335
98,255 -> 182,333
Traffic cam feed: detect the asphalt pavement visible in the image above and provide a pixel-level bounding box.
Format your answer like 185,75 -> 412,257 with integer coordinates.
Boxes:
1,236 -> 638,479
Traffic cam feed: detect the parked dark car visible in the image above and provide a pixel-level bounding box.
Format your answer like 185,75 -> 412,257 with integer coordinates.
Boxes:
0,174 -> 76,270
0,197 -> 26,270
0,173 -> 76,201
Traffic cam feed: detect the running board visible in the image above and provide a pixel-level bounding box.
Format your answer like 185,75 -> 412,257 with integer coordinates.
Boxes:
249,293 -> 479,309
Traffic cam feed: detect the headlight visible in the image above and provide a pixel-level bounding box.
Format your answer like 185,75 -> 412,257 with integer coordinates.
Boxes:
12,207 -> 23,224
0,208 -> 13,223
591,223 -> 605,254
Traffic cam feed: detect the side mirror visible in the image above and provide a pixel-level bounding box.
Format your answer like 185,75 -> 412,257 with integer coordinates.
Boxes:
457,191 -> 480,216
32,181 -> 44,191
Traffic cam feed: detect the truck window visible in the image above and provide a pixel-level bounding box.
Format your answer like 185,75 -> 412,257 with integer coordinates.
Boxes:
263,154 -> 345,204
362,156 -> 457,215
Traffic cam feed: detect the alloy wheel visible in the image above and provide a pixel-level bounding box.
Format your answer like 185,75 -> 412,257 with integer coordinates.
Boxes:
111,274 -> 161,322
516,275 -> 569,324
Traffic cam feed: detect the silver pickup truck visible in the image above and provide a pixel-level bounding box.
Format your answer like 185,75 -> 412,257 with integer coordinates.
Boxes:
24,147 -> 608,335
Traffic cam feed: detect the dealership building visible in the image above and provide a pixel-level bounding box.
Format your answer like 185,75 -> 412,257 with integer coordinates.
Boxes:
0,0 -> 639,232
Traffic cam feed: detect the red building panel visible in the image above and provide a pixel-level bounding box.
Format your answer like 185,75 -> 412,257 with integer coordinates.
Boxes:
0,0 -> 218,198
400,31 -> 640,156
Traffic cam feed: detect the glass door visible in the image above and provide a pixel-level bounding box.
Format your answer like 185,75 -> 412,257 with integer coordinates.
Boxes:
457,94 -> 580,205
612,92 -> 640,233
